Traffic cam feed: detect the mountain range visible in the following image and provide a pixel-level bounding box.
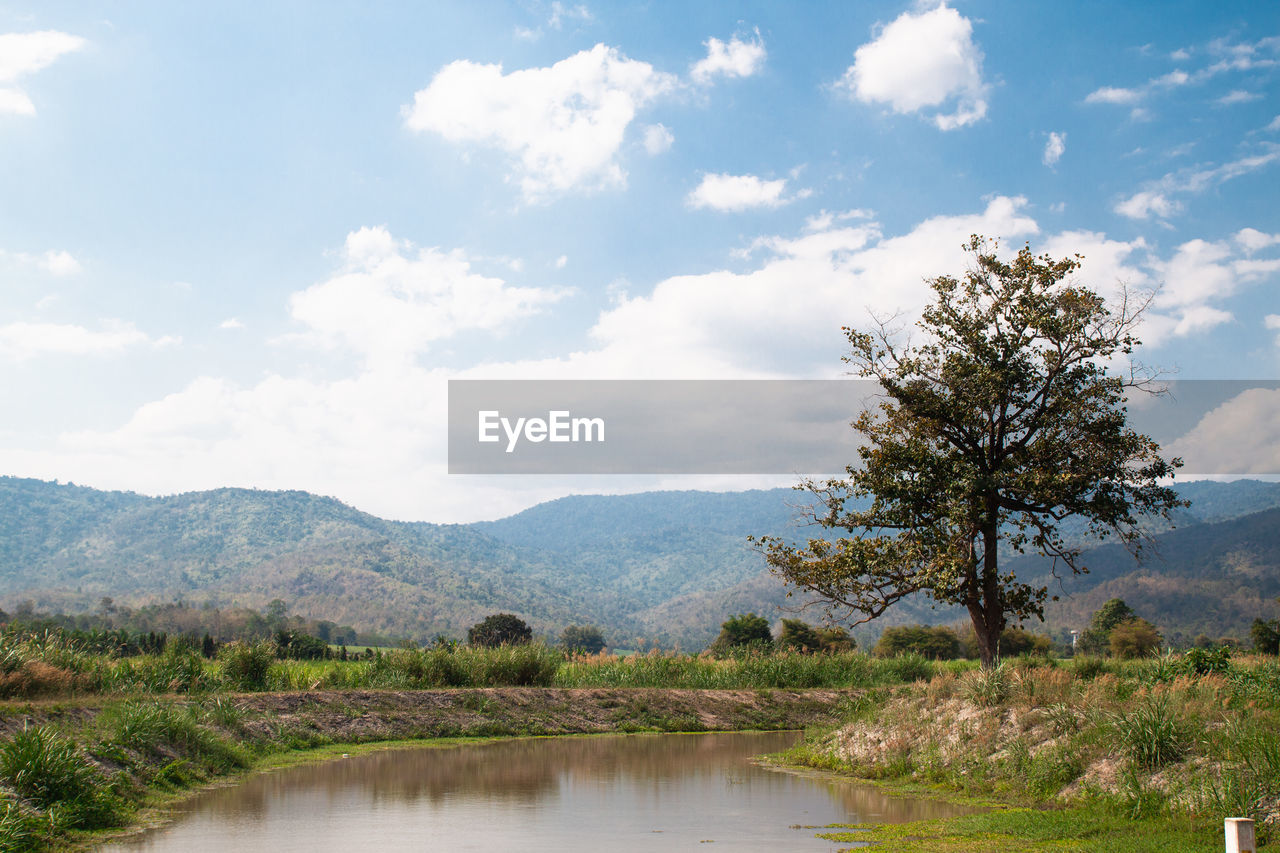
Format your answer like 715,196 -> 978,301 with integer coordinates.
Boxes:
1,475 -> 1278,649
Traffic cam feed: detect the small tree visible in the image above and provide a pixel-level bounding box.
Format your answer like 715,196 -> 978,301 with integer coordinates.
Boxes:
757,239 -> 1182,666
1109,618 -> 1162,659
560,624 -> 607,655
816,626 -> 856,653
1251,618 -> 1280,655
873,625 -> 962,660
777,619 -> 822,653
710,613 -> 773,655
1078,598 -> 1137,655
468,613 -> 533,647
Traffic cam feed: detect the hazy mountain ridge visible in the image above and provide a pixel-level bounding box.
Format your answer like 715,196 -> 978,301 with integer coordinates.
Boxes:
0,476 -> 1277,648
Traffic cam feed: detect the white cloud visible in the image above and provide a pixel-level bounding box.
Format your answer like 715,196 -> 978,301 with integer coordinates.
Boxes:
642,123 -> 673,155
686,173 -> 794,212
548,2 -> 592,29
1168,388 -> 1280,475
288,226 -> 567,367
0,30 -> 85,116
219,318 -> 245,330
1236,227 -> 1280,254
1086,34 -> 1280,109
690,32 -> 766,85
1085,86 -> 1143,105
0,247 -> 82,275
0,320 -> 158,360
838,3 -> 988,130
1218,89 -> 1261,105
1268,115 -> 1280,132
1043,131 -> 1066,167
554,255 -> 568,269
39,250 -> 81,276
1115,147 -> 1280,220
403,45 -> 677,201
1114,190 -> 1181,220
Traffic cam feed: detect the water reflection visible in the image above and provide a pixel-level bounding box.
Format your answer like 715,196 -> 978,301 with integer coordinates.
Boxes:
100,732 -> 971,852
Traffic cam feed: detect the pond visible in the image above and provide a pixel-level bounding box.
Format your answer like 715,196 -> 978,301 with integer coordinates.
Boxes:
99,731 -> 970,851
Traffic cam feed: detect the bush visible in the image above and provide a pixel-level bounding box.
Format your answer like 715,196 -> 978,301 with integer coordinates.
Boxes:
0,727 -> 120,828
777,619 -> 821,653
1112,696 -> 1186,769
218,641 -> 277,691
1109,618 -> 1162,659
709,613 -> 773,656
1177,645 -> 1232,675
1251,618 -> 1280,655
560,625 -> 606,655
468,614 -> 533,647
816,626 -> 855,653
875,625 -> 961,660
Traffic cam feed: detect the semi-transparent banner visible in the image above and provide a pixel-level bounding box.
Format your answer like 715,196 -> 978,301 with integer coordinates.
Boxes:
447,379 -> 1280,475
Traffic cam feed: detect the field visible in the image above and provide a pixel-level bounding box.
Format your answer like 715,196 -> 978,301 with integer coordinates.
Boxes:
0,630 -> 1276,851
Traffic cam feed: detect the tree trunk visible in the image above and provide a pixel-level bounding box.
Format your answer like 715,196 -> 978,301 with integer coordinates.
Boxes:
970,512 -> 1005,669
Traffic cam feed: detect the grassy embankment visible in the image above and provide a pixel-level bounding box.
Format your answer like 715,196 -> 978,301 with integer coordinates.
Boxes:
781,651 -> 1280,852
0,632 -> 951,851
3,631 -> 1277,851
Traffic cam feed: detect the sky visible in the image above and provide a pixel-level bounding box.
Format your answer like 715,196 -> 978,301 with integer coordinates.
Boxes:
1,1 -> 1278,523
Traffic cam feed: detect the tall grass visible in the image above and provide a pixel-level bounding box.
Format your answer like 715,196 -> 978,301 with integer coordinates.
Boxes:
0,726 -> 122,829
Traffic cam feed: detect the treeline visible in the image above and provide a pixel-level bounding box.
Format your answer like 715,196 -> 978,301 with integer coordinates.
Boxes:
0,598 -> 398,658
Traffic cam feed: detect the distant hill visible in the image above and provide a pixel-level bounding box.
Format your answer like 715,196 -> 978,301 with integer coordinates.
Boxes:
0,475 -> 1278,648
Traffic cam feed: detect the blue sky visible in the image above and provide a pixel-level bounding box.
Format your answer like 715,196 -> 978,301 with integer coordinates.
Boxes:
1,1 -> 1278,521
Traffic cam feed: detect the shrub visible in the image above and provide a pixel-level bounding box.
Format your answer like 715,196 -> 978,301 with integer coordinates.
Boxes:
1251,618 -> 1280,655
468,614 -> 533,647
1113,696 -> 1186,769
777,619 -> 821,653
560,625 -> 607,655
874,625 -> 961,660
1110,618 -> 1162,659
709,613 -> 773,655
0,727 -> 120,828
960,661 -> 1011,707
218,641 -> 277,691
1178,645 -> 1232,675
816,626 -> 855,653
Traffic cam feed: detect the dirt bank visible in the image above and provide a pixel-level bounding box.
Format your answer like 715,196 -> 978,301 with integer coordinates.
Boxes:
0,686 -> 859,741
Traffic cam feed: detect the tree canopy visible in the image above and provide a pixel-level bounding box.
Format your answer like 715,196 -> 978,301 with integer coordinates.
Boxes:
757,237 -> 1184,666
467,613 -> 533,647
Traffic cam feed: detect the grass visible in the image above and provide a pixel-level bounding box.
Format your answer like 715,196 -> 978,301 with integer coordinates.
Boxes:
782,654 -> 1280,850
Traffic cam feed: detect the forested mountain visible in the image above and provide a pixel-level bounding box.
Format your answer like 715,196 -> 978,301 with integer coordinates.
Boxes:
1,476 -> 1278,649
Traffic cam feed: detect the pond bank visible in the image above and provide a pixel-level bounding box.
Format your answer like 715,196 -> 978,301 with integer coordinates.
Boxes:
0,687 -> 860,851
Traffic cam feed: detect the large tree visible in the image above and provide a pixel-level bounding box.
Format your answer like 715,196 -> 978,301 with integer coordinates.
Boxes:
757,237 -> 1184,666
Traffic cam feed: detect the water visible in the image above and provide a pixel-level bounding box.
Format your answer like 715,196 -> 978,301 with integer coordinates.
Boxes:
99,732 -> 970,852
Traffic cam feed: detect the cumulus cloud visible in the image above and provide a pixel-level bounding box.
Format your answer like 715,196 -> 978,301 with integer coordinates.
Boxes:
0,320 -> 162,360
690,32 -> 766,85
219,318 -> 245,330
837,3 -> 988,130
0,30 -> 84,116
0,248 -> 82,275
1167,388 -> 1280,475
1238,228 -> 1280,253
642,123 -> 674,155
686,173 -> 796,212
1114,190 -> 1181,220
1043,132 -> 1066,167
288,226 -> 567,367
403,45 -> 676,201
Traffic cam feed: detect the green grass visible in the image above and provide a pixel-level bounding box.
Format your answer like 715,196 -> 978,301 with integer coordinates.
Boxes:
817,801 -> 1223,852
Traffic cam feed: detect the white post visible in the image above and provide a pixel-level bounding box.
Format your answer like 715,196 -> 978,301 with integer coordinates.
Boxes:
1225,817 -> 1255,853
